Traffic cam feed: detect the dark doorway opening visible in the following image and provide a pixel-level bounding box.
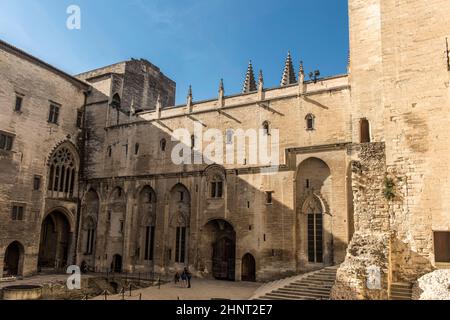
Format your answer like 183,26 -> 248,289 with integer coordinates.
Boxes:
434,231 -> 450,263
360,118 -> 371,143
213,237 -> 235,280
241,253 -> 256,282
112,254 -> 123,273
3,241 -> 24,277
38,211 -> 71,270
205,219 -> 236,281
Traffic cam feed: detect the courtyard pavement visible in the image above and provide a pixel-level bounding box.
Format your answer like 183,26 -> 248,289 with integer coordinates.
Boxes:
91,278 -> 261,300
0,273 -> 95,290
0,274 -> 261,300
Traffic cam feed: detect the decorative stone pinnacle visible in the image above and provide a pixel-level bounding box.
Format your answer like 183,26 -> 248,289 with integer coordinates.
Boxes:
281,51 -> 297,86
242,60 -> 257,93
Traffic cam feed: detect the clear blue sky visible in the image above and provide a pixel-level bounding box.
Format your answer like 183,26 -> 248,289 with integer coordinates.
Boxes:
0,0 -> 349,104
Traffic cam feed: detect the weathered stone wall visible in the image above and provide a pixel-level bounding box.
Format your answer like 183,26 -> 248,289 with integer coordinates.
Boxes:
0,41 -> 88,276
77,59 -> 176,113
331,143 -> 390,299
79,77 -> 353,281
347,0 -> 450,289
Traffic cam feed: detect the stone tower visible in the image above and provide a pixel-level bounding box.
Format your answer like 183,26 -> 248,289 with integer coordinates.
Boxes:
333,0 -> 450,299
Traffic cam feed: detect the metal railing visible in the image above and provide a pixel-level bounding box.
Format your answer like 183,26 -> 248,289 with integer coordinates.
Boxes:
102,270 -> 161,283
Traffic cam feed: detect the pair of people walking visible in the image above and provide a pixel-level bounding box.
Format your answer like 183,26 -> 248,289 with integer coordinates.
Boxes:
174,267 -> 192,288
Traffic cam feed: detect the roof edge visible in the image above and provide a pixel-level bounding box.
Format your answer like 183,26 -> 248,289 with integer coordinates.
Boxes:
0,39 -> 90,90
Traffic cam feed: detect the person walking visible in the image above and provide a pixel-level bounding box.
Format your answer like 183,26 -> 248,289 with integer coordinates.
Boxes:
174,271 -> 180,286
183,267 -> 192,288
180,269 -> 187,288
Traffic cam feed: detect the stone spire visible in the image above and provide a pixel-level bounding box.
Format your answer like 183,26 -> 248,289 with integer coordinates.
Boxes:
280,51 -> 297,86
187,85 -> 193,113
258,69 -> 264,100
298,61 -> 306,95
218,79 -> 224,108
242,60 -> 257,93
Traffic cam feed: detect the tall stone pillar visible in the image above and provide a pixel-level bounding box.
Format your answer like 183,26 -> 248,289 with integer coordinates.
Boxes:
331,143 -> 391,300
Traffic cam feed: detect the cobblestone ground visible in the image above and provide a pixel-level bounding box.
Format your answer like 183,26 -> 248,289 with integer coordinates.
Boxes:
91,278 -> 261,301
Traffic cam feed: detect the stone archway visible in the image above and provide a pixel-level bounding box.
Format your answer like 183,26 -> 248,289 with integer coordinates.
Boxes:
168,184 -> 191,267
3,241 -> 24,276
202,219 -> 236,281
296,157 -> 333,268
38,210 -> 72,270
241,253 -> 256,282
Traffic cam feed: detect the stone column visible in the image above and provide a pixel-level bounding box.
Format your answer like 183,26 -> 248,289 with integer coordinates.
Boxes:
123,192 -> 135,272
331,143 -> 391,300
0,251 -> 4,278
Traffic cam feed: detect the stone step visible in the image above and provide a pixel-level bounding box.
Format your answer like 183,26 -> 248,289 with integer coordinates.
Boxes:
390,296 -> 411,300
296,280 -> 335,286
389,282 -> 412,300
391,286 -> 412,290
275,289 -> 329,299
284,284 -> 331,291
391,288 -> 412,295
391,294 -> 412,299
265,293 -> 318,300
305,273 -> 336,278
282,287 -> 331,295
266,292 -> 328,300
318,270 -> 337,275
391,282 -> 412,288
252,265 -> 339,300
307,273 -> 337,278
391,292 -> 411,295
264,293 -> 303,300
290,282 -> 334,288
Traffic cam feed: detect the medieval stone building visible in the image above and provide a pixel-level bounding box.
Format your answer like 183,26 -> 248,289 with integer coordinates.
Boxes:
0,0 -> 449,299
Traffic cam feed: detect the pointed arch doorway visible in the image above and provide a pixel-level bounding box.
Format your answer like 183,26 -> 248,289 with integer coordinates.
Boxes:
3,241 -> 24,277
241,253 -> 256,282
203,219 -> 236,281
304,195 -> 324,263
38,210 -> 72,270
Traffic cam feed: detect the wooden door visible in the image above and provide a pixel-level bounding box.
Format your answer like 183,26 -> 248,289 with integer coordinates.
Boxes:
241,253 -> 256,282
434,232 -> 450,262
212,237 -> 235,280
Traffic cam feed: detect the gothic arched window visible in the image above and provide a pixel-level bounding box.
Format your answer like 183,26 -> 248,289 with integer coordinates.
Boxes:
262,121 -> 270,135
303,195 -> 323,263
160,138 -> 167,152
111,93 -> 121,109
360,118 -> 371,143
306,114 -> 315,131
210,175 -> 224,198
84,217 -> 96,255
191,135 -> 196,149
139,186 -> 157,261
47,145 -> 78,198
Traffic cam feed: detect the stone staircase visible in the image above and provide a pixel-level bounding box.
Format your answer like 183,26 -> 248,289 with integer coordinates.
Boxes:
389,282 -> 413,300
252,266 -> 338,300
